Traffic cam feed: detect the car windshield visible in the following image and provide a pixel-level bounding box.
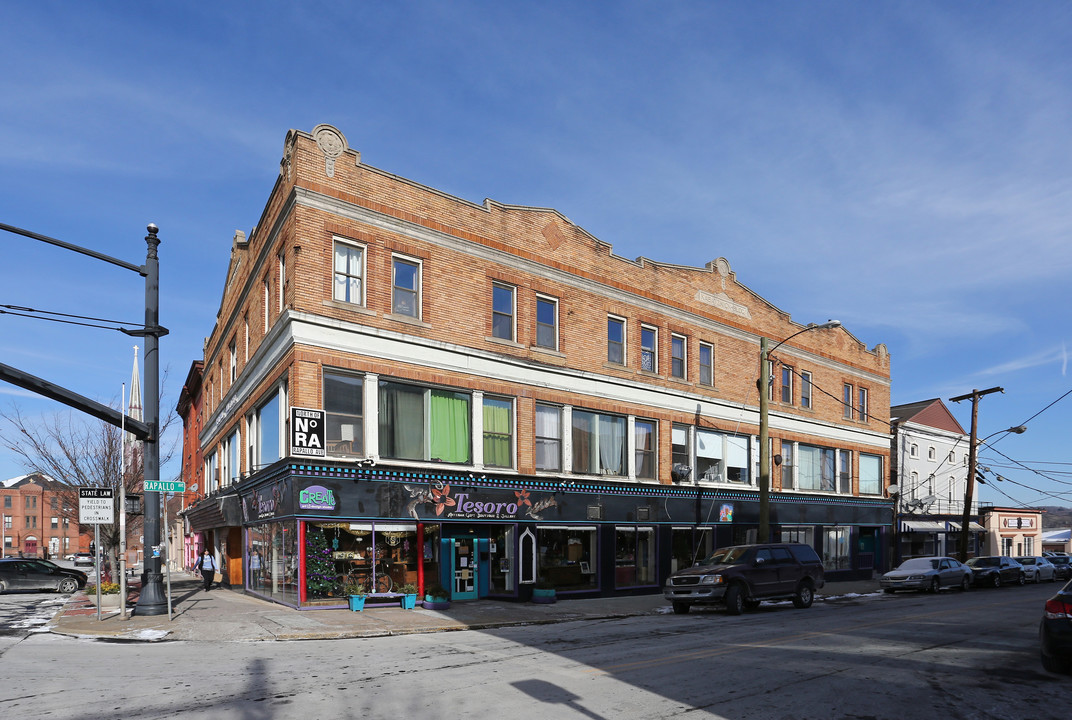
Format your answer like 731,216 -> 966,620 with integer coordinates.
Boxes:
967,557 -> 999,568
1017,558 -> 1036,565
897,559 -> 938,571
1051,557 -> 1070,565
699,546 -> 752,566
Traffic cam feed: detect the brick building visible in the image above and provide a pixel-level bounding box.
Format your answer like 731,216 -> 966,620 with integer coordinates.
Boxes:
183,123 -> 892,608
1,473 -> 85,559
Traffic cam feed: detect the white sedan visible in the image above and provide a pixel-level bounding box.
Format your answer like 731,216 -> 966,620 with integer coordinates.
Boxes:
1015,556 -> 1056,582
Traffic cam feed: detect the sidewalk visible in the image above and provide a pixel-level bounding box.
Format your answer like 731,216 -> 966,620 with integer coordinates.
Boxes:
48,572 -> 881,643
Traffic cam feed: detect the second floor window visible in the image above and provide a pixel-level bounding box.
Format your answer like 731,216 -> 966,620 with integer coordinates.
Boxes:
640,326 -> 657,372
491,284 -> 515,340
634,419 -> 656,479
780,442 -> 794,488
379,381 -> 470,463
671,424 -> 690,473
333,241 -> 364,305
801,371 -> 813,409
572,410 -> 626,476
798,444 -> 836,492
392,257 -> 420,318
843,384 -> 854,419
535,296 -> 557,349
857,388 -> 869,421
671,335 -> 686,379
483,397 -> 513,468
860,454 -> 882,495
325,372 -> 363,457
608,317 -> 625,365
534,404 -> 561,471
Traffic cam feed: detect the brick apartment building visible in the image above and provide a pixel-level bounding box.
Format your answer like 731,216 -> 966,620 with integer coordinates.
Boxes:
182,123 -> 892,608
1,473 -> 85,559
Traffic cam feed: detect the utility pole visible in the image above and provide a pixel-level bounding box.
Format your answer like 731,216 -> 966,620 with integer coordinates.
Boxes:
950,386 -> 1003,562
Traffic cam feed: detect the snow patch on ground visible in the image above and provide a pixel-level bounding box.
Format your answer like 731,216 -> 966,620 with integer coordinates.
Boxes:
129,629 -> 170,640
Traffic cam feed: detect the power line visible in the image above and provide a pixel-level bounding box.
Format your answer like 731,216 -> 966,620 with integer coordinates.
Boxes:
0,303 -> 144,333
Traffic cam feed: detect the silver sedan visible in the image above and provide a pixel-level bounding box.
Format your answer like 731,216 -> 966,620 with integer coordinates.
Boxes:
1015,556 -> 1057,582
881,556 -> 972,593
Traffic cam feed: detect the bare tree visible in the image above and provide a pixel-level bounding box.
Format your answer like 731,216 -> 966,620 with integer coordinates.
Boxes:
1,401 -> 177,578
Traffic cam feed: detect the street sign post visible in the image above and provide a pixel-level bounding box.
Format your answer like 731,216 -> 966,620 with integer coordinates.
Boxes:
143,480 -> 186,493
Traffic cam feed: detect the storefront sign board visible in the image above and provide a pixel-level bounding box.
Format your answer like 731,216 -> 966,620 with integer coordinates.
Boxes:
290,407 -> 326,457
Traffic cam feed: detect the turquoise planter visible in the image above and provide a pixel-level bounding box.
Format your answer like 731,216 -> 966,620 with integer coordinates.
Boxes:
532,588 -> 556,603
401,593 -> 417,609
348,595 -> 366,611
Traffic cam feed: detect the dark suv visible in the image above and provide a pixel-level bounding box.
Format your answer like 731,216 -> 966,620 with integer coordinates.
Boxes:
664,543 -> 825,615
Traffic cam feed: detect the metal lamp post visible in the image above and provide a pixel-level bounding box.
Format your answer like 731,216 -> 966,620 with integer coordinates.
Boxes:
758,320 -> 841,543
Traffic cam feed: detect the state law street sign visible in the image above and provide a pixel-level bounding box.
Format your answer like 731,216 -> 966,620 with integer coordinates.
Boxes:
78,487 -> 114,524
290,407 -> 326,457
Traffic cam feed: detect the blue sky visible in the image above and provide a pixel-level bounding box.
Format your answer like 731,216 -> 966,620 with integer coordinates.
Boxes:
2,3 -> 1071,509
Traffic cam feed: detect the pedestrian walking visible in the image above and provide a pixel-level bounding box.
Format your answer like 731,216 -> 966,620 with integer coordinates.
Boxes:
195,549 -> 219,592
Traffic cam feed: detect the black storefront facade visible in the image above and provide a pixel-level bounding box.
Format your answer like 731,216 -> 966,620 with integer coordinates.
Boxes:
223,458 -> 893,609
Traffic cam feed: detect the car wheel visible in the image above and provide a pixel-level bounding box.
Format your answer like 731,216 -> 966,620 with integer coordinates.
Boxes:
928,578 -> 940,594
0,580 -> 6,594
1041,650 -> 1071,674
724,584 -> 745,615
57,578 -> 79,594
959,575 -> 971,592
792,582 -> 814,609
1018,573 -> 1026,586
992,574 -> 1001,588
671,601 -> 691,615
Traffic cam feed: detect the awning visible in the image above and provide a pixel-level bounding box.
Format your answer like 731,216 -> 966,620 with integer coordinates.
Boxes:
901,520 -> 947,532
947,521 -> 986,532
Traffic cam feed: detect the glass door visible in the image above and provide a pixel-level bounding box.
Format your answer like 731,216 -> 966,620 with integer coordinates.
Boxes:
451,537 -> 478,600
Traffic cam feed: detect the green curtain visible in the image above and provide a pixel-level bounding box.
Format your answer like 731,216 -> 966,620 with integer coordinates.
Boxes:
430,391 -> 470,463
483,399 -> 512,467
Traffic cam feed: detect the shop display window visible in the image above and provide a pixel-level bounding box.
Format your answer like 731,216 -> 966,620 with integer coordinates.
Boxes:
615,526 -> 655,587
304,521 -> 420,604
536,526 -> 597,591
671,527 -> 714,573
246,520 -> 298,606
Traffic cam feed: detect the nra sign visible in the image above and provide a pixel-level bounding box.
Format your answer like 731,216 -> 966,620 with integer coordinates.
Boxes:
290,407 -> 325,457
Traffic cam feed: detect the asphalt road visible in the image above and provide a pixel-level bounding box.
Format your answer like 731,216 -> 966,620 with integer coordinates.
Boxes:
0,580 -> 1065,719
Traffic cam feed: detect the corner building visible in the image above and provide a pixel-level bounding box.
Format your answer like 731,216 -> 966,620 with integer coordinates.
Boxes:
183,124 -> 893,608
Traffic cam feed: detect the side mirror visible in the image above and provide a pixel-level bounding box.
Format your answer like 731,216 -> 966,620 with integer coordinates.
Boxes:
755,556 -> 766,566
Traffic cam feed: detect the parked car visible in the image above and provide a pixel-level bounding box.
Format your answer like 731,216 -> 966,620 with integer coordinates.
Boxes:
1040,579 -> 1072,674
0,558 -> 87,594
1050,556 -> 1072,580
663,543 -> 825,615
1016,556 -> 1057,583
72,552 -> 95,567
966,556 -> 1025,587
880,556 -> 972,593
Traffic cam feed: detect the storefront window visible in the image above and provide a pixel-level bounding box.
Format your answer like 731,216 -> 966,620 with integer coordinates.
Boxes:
671,527 -> 713,573
247,520 -> 298,606
536,526 -> 597,591
615,526 -> 655,587
489,525 -> 515,594
780,525 -> 814,545
303,521 -> 421,604
822,527 -> 850,571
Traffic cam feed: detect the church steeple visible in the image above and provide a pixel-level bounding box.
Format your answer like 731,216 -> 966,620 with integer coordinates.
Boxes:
129,346 -> 143,424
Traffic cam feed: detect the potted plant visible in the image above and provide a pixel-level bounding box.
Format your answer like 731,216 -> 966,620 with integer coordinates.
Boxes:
342,578 -> 368,612
423,583 -> 451,610
532,578 -> 556,604
399,583 -> 418,610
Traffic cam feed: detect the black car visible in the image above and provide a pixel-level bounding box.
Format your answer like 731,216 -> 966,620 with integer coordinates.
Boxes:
1050,556 -> 1072,580
965,556 -> 1025,588
1040,579 -> 1072,674
663,543 -> 825,615
0,558 -> 87,594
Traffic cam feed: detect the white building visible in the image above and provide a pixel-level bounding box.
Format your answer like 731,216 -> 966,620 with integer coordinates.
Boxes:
890,399 -> 982,559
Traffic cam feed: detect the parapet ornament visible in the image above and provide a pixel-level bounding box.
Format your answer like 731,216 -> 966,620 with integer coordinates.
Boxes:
312,124 -> 348,178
